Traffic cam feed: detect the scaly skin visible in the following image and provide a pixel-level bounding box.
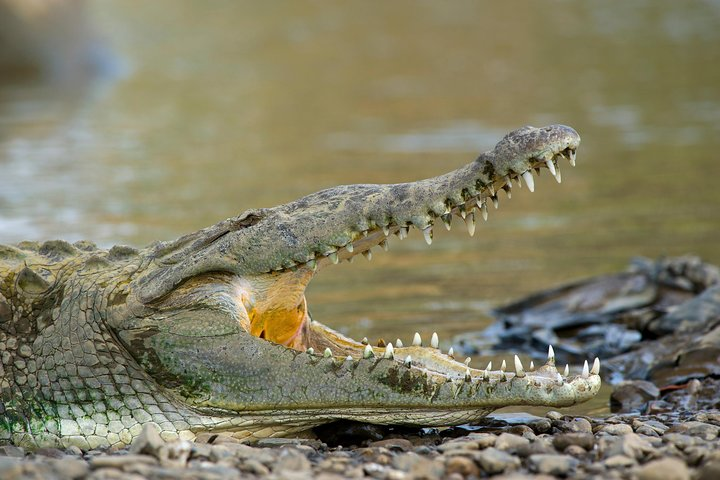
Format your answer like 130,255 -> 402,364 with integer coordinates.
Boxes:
0,125 -> 600,450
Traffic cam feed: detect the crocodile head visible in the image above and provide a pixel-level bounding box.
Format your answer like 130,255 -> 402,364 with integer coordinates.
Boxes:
108,124 -> 599,441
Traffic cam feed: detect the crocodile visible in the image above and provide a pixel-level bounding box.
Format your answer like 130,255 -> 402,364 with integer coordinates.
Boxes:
0,124 -> 601,450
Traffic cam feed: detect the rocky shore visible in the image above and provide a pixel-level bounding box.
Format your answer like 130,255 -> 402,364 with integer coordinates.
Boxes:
2,407 -> 719,480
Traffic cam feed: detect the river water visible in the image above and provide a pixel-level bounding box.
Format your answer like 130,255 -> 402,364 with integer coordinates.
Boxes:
1,1 -> 719,415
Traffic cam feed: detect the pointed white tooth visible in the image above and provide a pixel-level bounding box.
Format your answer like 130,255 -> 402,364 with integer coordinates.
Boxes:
346,355 -> 353,362
483,369 -> 489,381
545,159 -> 557,177
361,337 -> 369,345
404,355 -> 412,367
464,357 -> 472,366
346,243 -> 354,253
307,259 -> 317,271
591,357 -> 600,375
422,226 -> 433,245
362,249 -> 373,261
323,348 -> 333,358
481,202 -> 488,221
447,347 -> 455,358
582,360 -> 589,378
556,373 -> 563,385
556,169 -> 562,183
396,339 -> 404,348
564,364 -> 569,377
363,344 -> 374,359
306,347 -> 314,355
466,212 -> 476,236
412,332 -> 422,347
521,171 -> 535,192
383,343 -> 394,359
441,214 -> 452,231
547,345 -> 555,366
569,149 -> 576,166
492,195 -> 499,209
485,361 -> 492,371
382,225 -> 390,236
514,355 -> 525,377
500,359 -> 507,372
464,368 -> 472,382
397,227 -> 408,240
430,332 -> 439,349
328,251 -> 339,264
529,360 -> 535,370
514,175 -> 522,188
380,239 -> 389,251
488,183 -> 495,196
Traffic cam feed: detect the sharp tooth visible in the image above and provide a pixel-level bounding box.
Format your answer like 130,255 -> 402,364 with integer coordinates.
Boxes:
488,183 -> 495,196
481,201 -> 488,221
568,149 -> 576,166
483,369 -> 489,381
404,355 -> 412,367
346,243 -> 354,253
422,226 -> 433,245
307,259 -> 317,271
412,332 -> 422,347
362,249 -> 373,261
328,251 -> 339,264
582,360 -> 589,378
464,357 -> 472,366
564,364 -> 569,377
380,239 -> 389,251
397,227 -> 408,240
556,169 -> 562,183
466,212 -> 476,236
556,373 -> 563,385
547,345 -> 555,366
464,368 -> 472,382
396,339 -> 404,348
591,357 -> 600,375
545,159 -> 557,177
521,171 -> 535,192
485,361 -> 492,371
491,195 -> 499,209
306,347 -> 314,355
447,347 -> 455,358
514,175 -> 522,188
324,348 -> 332,358
383,343 -> 394,359
514,355 -> 525,377
347,256 -> 354,263
361,337 -> 368,345
362,230 -> 369,237
363,344 -> 374,359
377,339 -> 386,347
441,214 -> 452,230
529,360 -> 535,370
500,360 -> 507,372
346,355 -> 353,362
430,332 -> 439,349
382,225 -> 390,236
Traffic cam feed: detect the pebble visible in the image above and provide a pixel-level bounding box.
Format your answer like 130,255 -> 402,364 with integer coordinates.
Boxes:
597,423 -> 634,436
494,432 -> 530,451
474,447 -> 521,474
528,453 -> 579,476
667,421 -> 719,440
553,432 -> 596,451
445,455 -> 480,477
636,457 -> 690,480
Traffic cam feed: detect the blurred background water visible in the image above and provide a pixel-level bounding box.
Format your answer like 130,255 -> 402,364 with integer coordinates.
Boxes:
1,0 -> 719,414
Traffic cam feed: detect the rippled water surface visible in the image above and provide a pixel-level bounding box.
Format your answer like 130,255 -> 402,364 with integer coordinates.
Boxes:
1,1 -> 719,415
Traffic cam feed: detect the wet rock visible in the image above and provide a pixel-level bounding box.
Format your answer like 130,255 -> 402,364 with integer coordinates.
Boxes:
437,439 -> 479,453
599,432 -> 654,460
528,453 -> 579,476
466,432 -> 496,448
34,447 -> 65,458
275,447 -> 312,474
494,433 -> 530,452
474,447 -> 520,474
564,444 -> 589,457
604,454 -> 636,468
529,418 -> 553,434
611,380 -> 661,413
697,459 -> 720,480
632,419 -> 669,435
636,457 -> 690,480
0,458 -> 23,479
553,432 -> 596,451
89,453 -> 159,469
555,417 -> 593,434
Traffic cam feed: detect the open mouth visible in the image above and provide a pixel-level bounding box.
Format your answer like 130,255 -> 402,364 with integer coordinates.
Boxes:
239,144 -> 601,385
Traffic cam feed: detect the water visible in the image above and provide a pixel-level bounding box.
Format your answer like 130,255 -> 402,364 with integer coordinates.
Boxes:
1,1 -> 719,415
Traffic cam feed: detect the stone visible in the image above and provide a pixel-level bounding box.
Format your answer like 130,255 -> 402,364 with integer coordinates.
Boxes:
368,438 -> 414,452
0,446 -> 25,458
438,439 -> 479,453
663,433 -> 700,450
445,455 -> 480,477
34,447 -> 65,458
275,447 -> 312,473
240,459 -> 270,476
564,445 -> 588,457
466,432 -> 496,448
474,447 -> 520,474
528,453 -> 579,476
697,459 -> 720,480
529,418 -> 553,434
556,417 -> 593,434
597,423 -> 634,436
0,458 -> 23,479
610,380 -> 660,413
666,421 -> 719,440
600,432 -> 653,460
636,457 -> 690,480
128,423 -> 165,458
553,432 -> 595,451
604,454 -> 636,468
89,454 -> 159,469
494,433 -> 530,452
46,458 -> 89,479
